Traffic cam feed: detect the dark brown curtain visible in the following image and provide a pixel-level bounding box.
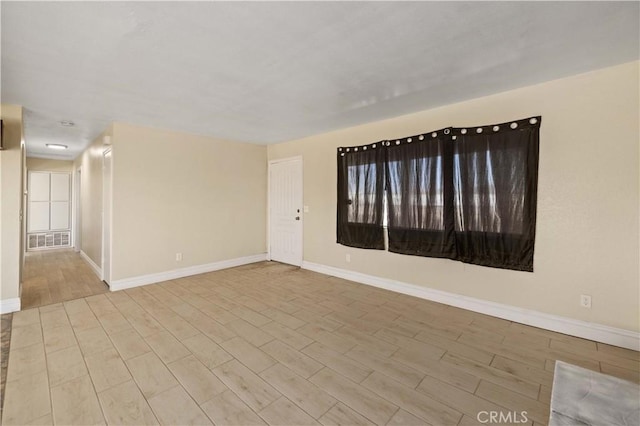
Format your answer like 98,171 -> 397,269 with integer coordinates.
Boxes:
451,117 -> 540,271
336,142 -> 386,249
336,116 -> 540,272
385,130 -> 455,258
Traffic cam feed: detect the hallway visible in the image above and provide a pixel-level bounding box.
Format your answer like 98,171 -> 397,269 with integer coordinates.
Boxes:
21,249 -> 109,310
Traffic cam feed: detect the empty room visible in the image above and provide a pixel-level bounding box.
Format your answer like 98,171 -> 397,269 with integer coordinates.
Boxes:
0,2 -> 638,425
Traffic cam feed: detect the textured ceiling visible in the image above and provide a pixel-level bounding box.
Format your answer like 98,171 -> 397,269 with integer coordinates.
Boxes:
1,1 -> 638,160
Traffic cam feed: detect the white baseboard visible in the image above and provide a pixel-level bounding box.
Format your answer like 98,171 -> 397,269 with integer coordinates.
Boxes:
80,250 -> 103,280
302,261 -> 640,351
0,297 -> 21,314
110,253 -> 268,291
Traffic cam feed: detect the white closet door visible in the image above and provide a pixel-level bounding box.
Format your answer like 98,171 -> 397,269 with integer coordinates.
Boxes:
30,172 -> 50,201
50,202 -> 70,230
50,173 -> 70,201
50,173 -> 70,230
28,172 -> 51,232
28,171 -> 71,233
29,202 -> 50,232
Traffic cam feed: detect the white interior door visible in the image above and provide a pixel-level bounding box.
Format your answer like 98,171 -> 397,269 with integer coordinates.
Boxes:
102,149 -> 112,284
269,158 -> 303,266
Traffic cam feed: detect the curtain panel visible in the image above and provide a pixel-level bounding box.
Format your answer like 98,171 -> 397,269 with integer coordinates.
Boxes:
451,117 -> 540,271
385,128 -> 456,258
336,116 -> 540,272
336,141 -> 386,249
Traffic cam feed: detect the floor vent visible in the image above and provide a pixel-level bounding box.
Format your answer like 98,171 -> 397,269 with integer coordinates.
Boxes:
28,232 -> 70,250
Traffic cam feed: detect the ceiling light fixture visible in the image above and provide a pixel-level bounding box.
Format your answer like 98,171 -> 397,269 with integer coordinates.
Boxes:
46,144 -> 68,150
59,120 -> 75,127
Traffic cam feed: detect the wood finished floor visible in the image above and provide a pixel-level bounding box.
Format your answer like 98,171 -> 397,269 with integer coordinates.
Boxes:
2,260 -> 639,425
0,312 -> 12,422
21,249 -> 109,310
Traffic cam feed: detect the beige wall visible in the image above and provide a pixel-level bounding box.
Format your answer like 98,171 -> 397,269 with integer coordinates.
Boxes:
110,122 -> 267,281
27,157 -> 73,172
0,104 -> 25,303
268,61 -> 640,332
73,131 -> 110,268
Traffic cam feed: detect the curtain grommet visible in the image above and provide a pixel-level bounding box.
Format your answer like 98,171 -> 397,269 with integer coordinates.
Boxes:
346,148 -> 350,152
372,144 -> 376,148
363,146 -> 367,150
493,126 -> 500,132
476,128 -> 483,133
407,138 -> 412,143
529,118 -> 538,124
419,135 -> 424,140
444,129 -> 450,134
461,129 -> 467,134
431,132 -> 437,138
452,135 -> 457,140
396,140 -> 400,145
340,153 -> 345,156
510,122 -> 518,129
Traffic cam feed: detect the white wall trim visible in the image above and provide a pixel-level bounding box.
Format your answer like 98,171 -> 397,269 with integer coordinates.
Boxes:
110,253 -> 268,291
0,298 -> 21,314
302,261 -> 640,351
80,250 -> 103,281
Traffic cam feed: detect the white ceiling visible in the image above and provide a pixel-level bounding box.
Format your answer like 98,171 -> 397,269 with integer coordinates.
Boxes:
2,2 -> 638,160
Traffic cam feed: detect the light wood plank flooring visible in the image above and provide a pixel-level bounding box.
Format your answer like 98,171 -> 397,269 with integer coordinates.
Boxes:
21,249 -> 109,310
2,261 -> 638,425
0,313 -> 12,422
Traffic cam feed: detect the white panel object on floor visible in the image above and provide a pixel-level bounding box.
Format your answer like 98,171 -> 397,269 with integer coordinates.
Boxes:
549,361 -> 640,425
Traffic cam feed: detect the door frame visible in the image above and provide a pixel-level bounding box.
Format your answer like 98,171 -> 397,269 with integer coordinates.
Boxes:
74,167 -> 81,252
267,156 -> 303,265
101,148 -> 113,284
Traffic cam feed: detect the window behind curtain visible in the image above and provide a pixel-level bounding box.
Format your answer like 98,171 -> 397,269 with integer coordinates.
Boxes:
385,131 -> 455,258
451,118 -> 540,271
336,143 -> 385,249
336,116 -> 540,272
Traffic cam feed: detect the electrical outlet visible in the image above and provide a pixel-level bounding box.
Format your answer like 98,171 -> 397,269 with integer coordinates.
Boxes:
580,294 -> 592,308
176,252 -> 183,262
345,253 -> 351,263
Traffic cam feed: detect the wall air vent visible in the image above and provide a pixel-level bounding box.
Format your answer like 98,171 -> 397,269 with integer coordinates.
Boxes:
28,232 -> 71,250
